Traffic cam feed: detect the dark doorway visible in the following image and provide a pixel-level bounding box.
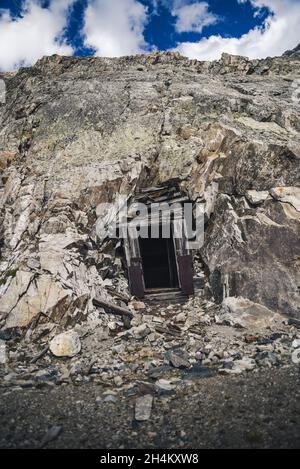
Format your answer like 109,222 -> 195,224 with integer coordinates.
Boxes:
139,235 -> 179,290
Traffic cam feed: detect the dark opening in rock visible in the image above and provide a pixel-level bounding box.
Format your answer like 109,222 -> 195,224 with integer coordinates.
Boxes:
124,186 -> 195,299
140,234 -> 179,290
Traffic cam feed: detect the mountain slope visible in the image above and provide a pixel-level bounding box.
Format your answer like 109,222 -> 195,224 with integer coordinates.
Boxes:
0,51 -> 299,331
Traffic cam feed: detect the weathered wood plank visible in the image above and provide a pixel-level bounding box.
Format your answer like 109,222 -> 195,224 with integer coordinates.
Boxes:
93,297 -> 133,319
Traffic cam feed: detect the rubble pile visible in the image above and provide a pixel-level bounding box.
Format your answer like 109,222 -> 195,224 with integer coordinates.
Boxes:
1,293 -> 299,396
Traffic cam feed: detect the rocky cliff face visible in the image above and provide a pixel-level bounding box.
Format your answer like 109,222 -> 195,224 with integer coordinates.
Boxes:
283,43 -> 300,59
0,50 -> 299,332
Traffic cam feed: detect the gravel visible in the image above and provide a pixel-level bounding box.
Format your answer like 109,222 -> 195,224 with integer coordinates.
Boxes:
0,365 -> 300,449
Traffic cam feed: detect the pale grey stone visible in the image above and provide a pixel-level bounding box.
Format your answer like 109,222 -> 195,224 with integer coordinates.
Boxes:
135,394 -> 153,421
49,331 -> 81,358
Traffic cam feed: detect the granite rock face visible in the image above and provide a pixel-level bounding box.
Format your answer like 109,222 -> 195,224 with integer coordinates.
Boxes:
0,50 -> 299,330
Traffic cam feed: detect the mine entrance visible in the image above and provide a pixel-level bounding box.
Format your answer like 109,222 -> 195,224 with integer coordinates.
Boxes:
124,184 -> 195,299
139,235 -> 179,290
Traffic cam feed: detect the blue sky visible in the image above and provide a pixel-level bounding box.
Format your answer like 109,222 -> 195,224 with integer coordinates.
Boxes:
0,0 -> 300,71
64,0 -> 269,56
141,0 -> 269,52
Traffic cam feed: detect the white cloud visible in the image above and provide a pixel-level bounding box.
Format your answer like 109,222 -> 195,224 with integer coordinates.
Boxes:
176,0 -> 300,60
83,0 -> 149,57
173,2 -> 219,34
0,0 -> 74,71
2,0 -> 299,71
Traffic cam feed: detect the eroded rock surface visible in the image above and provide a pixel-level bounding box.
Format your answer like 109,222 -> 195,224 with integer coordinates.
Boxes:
0,50 -> 299,336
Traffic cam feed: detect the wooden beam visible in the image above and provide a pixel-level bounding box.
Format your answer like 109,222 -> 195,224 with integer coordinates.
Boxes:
30,346 -> 49,364
93,297 -> 133,319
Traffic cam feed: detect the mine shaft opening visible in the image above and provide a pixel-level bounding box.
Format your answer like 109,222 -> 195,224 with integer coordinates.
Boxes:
139,235 -> 179,291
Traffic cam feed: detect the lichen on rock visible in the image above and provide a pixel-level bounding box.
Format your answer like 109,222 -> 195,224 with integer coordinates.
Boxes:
0,50 -> 299,334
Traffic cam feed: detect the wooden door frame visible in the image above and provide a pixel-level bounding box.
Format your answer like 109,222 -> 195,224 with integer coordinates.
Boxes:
126,217 -> 194,298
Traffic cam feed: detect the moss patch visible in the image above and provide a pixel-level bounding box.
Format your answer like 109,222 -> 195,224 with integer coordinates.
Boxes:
0,268 -> 18,286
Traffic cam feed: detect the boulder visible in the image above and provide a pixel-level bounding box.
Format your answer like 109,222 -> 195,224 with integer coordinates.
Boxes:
220,297 -> 284,331
49,330 -> 81,358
